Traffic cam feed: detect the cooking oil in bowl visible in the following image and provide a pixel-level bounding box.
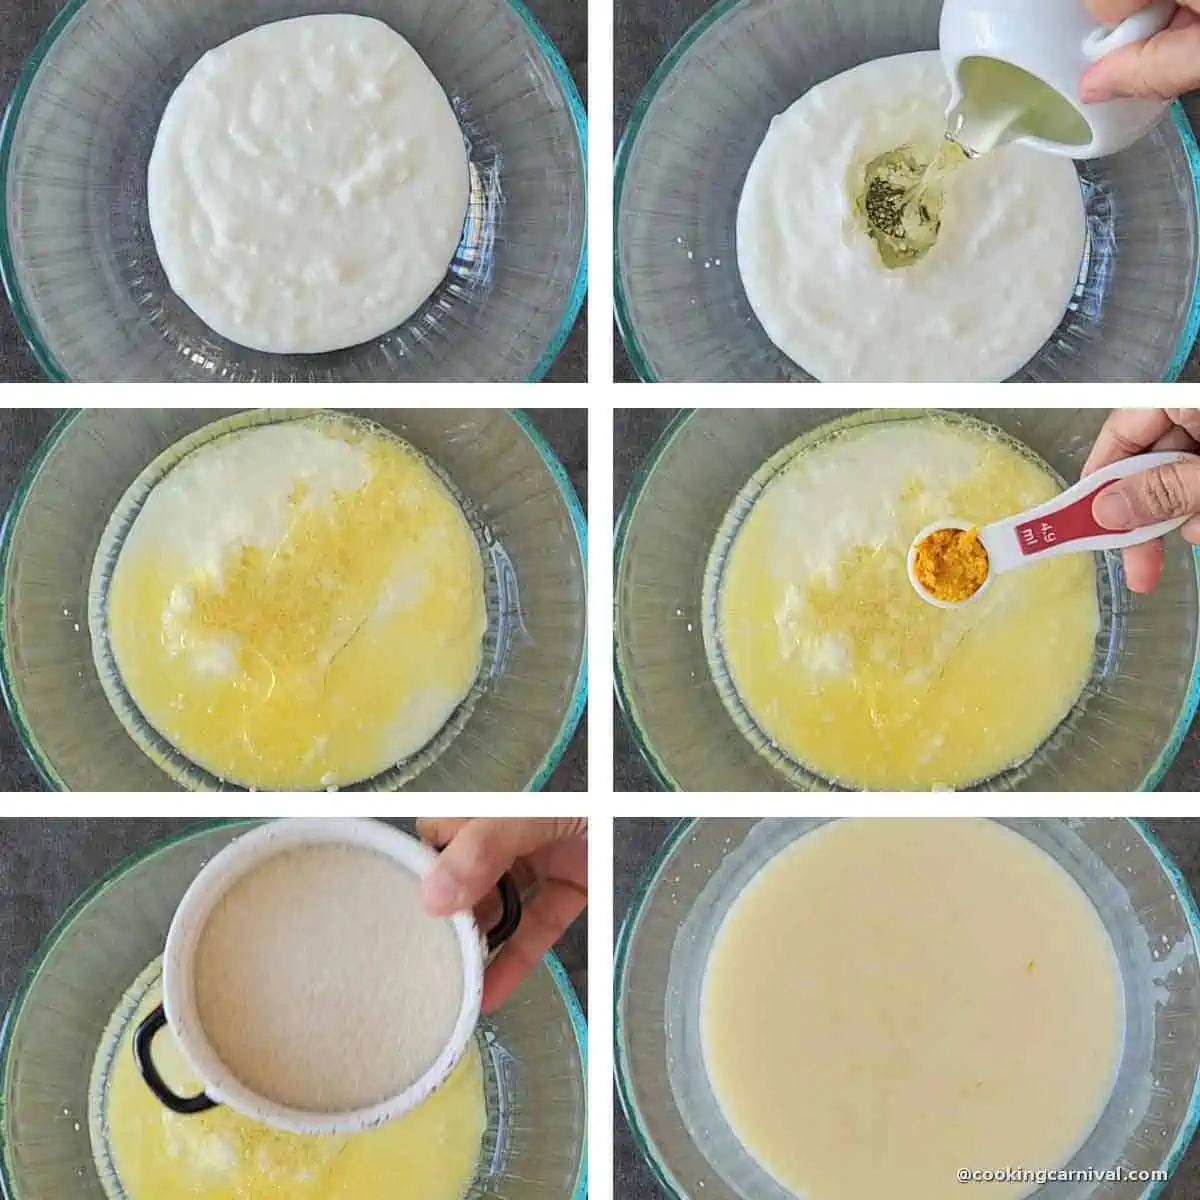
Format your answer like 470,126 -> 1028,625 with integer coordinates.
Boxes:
88,412 -> 489,790
851,138 -> 969,269
702,412 -> 1100,789
0,821 -> 586,1200
88,960 -> 486,1200
735,52 -> 1087,383
852,57 -> 1090,272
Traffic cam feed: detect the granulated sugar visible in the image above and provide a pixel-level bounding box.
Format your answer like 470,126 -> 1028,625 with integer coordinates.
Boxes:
192,844 -> 464,1113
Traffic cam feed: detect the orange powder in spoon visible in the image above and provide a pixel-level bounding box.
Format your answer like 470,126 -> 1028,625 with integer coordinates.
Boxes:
913,527 -> 990,602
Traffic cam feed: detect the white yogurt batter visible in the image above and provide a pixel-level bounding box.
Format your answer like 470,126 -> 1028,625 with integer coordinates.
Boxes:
702,819 -> 1124,1200
148,15 -> 470,355
736,53 -> 1086,382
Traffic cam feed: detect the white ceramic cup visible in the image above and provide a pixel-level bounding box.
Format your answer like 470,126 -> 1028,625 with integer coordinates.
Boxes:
940,0 -> 1176,158
132,818 -> 521,1135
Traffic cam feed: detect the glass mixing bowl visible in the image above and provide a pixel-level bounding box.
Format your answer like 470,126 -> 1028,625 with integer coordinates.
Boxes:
614,0 -> 1200,382
1,0 -> 586,382
616,817 -> 1200,1200
0,821 -> 588,1200
614,409 -> 1200,791
1,409 -> 587,791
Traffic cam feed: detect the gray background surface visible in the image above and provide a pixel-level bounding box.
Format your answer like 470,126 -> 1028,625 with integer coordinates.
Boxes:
0,0 -> 586,383
613,409 -> 1200,791
0,408 -> 587,791
613,817 -> 1200,1199
0,818 -> 586,1064
612,3 -> 1200,381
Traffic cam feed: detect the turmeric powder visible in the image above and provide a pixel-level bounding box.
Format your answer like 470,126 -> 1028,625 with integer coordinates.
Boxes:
913,527 -> 989,603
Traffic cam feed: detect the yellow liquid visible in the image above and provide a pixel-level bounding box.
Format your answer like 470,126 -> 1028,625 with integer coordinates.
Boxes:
92,966 -> 487,1200
949,57 -> 1092,155
103,415 -> 486,789
702,819 -> 1124,1200
853,57 -> 1088,270
712,416 -> 1100,789
852,138 -> 968,270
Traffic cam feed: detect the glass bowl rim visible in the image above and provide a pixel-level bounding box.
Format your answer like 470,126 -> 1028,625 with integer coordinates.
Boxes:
613,816 -> 1200,1200
0,408 -> 589,792
0,0 -> 588,384
611,0 -> 1200,383
0,817 -> 589,1200
612,408 -> 1200,791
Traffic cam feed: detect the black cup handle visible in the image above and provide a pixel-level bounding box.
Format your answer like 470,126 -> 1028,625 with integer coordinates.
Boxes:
133,1005 -> 219,1115
427,832 -> 523,953
488,871 -> 522,953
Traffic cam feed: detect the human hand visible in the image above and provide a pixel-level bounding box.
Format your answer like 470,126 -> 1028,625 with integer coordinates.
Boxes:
1081,1 -> 1200,103
1084,409 -> 1200,592
417,817 -> 587,1011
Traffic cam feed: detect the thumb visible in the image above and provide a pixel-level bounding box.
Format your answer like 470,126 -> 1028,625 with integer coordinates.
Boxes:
1093,461 -> 1200,530
420,818 -> 585,916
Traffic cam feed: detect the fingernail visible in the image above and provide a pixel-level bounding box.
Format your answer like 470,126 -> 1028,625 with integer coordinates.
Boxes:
1094,489 -> 1135,530
1079,72 -> 1115,104
422,867 -> 465,915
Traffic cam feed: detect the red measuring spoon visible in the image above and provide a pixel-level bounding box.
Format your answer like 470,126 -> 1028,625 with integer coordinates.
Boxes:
907,450 -> 1197,609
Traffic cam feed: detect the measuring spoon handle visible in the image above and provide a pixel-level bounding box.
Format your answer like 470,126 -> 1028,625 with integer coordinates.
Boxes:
980,451 -> 1199,571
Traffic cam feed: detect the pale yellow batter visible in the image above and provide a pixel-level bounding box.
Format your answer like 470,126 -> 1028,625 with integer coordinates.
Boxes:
702,819 -> 1124,1200
98,415 -> 486,789
91,966 -> 486,1200
711,415 -> 1099,789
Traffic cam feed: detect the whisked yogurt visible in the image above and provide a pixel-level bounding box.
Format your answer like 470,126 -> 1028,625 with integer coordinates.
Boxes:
148,15 -> 469,355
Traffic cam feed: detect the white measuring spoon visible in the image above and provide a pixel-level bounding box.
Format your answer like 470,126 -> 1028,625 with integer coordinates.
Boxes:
907,451 -> 1198,609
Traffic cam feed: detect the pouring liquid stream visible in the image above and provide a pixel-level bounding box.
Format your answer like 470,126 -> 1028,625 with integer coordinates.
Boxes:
857,58 -> 1091,269
948,58 -> 1093,156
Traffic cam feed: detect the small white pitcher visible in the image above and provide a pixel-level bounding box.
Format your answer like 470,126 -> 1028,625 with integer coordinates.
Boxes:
132,818 -> 522,1135
940,0 -> 1177,158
